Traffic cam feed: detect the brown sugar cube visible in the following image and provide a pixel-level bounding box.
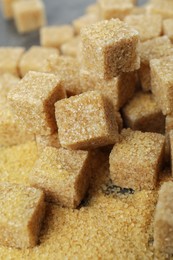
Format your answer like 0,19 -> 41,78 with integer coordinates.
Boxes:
46,55 -> 81,96
72,14 -> 99,35
80,70 -> 136,110
150,56 -> 173,115
163,19 -> 173,43
98,0 -> 134,20
30,147 -> 91,208
1,0 -> 21,19
122,91 -> 165,134
154,181 -> 173,253
19,46 -> 59,77
0,47 -> 25,77
109,129 -> 165,190
139,36 -> 173,91
148,0 -> 173,19
12,0 -> 46,34
8,71 -> 66,135
124,14 -> 162,42
55,91 -> 119,150
0,73 -> 33,147
40,25 -> 74,48
60,36 -> 80,58
36,132 -> 61,154
81,19 -> 140,80
0,182 -> 45,248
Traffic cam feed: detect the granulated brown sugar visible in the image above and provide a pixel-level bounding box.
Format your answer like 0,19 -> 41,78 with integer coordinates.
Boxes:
0,141 -> 171,259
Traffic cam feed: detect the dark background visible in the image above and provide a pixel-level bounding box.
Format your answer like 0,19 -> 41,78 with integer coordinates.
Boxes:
0,0 -> 146,48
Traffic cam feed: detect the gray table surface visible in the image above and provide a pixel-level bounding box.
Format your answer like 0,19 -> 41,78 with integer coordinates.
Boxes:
0,0 -> 146,48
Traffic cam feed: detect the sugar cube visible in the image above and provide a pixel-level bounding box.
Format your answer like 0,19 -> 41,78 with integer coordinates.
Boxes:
110,129 -> 165,190
0,182 -> 45,248
30,147 -> 91,208
55,91 -> 119,150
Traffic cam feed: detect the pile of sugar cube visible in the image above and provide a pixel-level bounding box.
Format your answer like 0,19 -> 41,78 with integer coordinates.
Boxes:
0,0 -> 173,255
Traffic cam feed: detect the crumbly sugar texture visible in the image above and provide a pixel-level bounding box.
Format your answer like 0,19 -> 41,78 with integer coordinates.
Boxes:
81,19 -> 140,80
122,91 -> 165,134
0,47 -> 25,76
139,36 -> 173,91
40,25 -> 74,48
80,70 -> 136,110
12,0 -> 46,33
30,147 -> 91,208
0,182 -> 45,249
0,74 -> 33,147
55,91 -> 119,150
109,129 -> 165,190
154,181 -> 173,254
98,0 -> 134,20
46,55 -> 81,96
19,46 -> 59,77
148,0 -> 173,19
60,36 -> 80,58
36,132 -> 61,154
163,19 -> 173,43
150,56 -> 173,115
8,71 -> 66,135
1,0 -> 21,19
124,14 -> 162,42
72,14 -> 99,34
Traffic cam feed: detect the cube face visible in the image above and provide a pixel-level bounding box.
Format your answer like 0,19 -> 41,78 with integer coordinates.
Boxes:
19,46 -> 59,77
109,129 -> 165,190
8,71 -> 66,135
81,19 -> 140,79
163,19 -> 173,43
30,147 -> 91,208
46,55 -> 81,96
139,36 -> 173,91
0,47 -> 25,76
154,181 -> 173,254
55,91 -> 119,150
122,92 -> 165,134
150,56 -> 173,115
80,70 -> 136,110
13,0 -> 46,33
98,0 -> 133,20
124,14 -> 162,42
0,182 -> 45,248
40,25 -> 74,48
